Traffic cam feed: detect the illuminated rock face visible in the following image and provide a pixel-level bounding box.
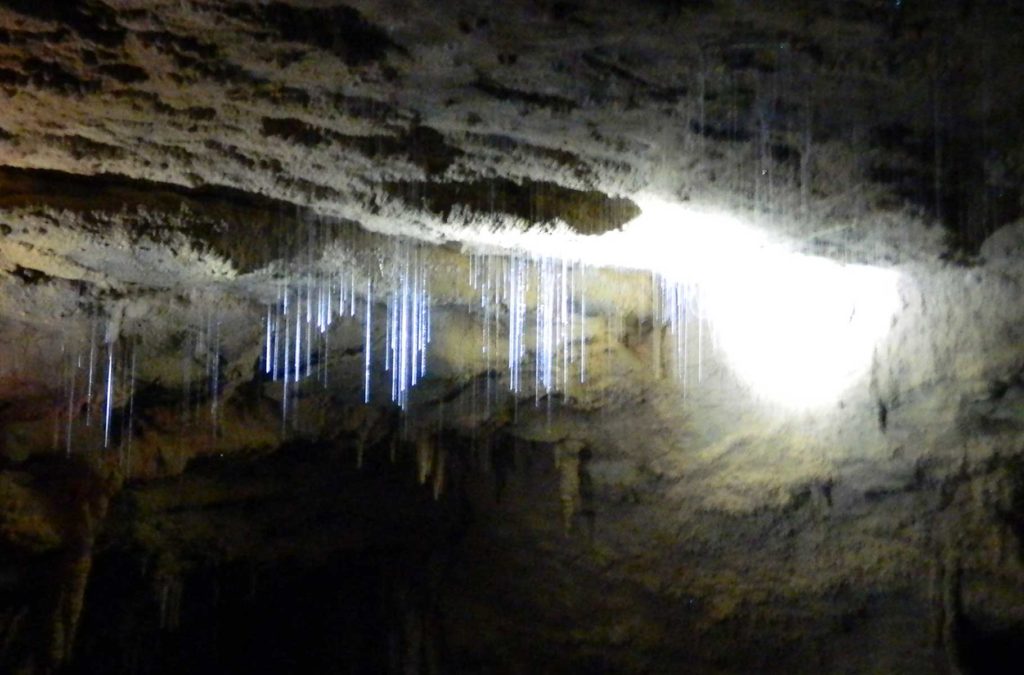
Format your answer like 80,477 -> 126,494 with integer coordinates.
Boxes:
2,1 -> 1024,673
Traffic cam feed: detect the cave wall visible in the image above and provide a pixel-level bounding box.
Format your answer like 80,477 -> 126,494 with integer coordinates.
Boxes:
1,1 -> 1024,674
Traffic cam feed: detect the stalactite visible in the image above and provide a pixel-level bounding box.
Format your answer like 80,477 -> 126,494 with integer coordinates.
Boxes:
416,434 -> 433,486
432,444 -> 446,500
157,575 -> 183,632
48,551 -> 92,667
556,440 -> 585,534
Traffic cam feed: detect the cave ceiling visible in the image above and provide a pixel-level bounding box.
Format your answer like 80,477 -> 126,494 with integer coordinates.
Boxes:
1,1 -> 1024,674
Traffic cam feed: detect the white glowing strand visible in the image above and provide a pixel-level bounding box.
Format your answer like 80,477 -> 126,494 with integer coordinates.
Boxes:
86,322 -> 96,425
411,268 -> 420,387
579,265 -> 587,384
305,278 -> 312,325
424,285 -> 431,366
350,269 -> 357,317
103,342 -> 114,448
126,346 -> 136,461
264,308 -> 272,374
283,290 -> 290,423
363,279 -> 372,403
342,272 -> 350,319
561,257 -> 569,392
325,281 -> 332,329
384,288 -> 392,373
271,311 -> 279,382
296,301 -> 302,381
398,256 -> 411,407
65,352 -> 76,456
322,317 -> 330,387
418,263 -> 428,379
305,286 -> 313,376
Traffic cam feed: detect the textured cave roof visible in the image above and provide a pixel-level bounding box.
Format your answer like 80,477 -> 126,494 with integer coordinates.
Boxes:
0,0 -> 1021,265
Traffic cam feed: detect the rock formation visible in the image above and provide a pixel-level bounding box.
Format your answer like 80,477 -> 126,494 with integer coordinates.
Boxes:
1,1 -> 1022,673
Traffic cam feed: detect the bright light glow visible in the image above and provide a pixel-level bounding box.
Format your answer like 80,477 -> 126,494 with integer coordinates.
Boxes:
627,196 -> 901,408
463,195 -> 901,409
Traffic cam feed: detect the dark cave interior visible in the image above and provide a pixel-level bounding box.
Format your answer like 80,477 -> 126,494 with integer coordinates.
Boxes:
2,1 -> 1024,673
